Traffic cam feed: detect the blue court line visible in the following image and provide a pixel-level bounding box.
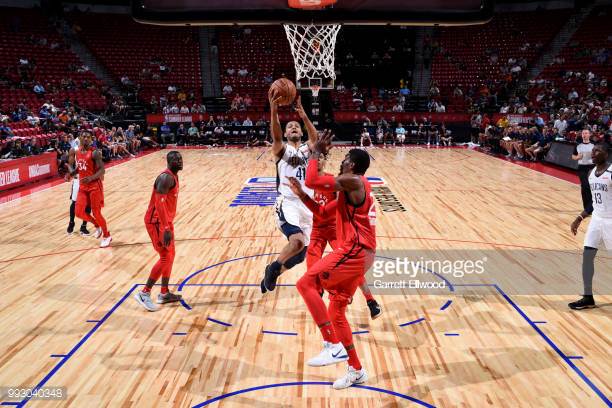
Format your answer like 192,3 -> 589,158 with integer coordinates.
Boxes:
191,381 -> 435,408
398,317 -> 426,327
262,330 -> 298,336
207,317 -> 232,327
440,300 -> 452,311
444,333 -> 460,337
533,321 -> 547,324
0,403 -> 20,406
13,283 -> 140,408
493,284 -> 611,407
12,256 -> 610,407
172,332 -> 187,336
567,356 -> 584,360
178,253 -> 280,292
352,330 -> 369,335
85,320 -> 99,323
453,283 -> 496,287
49,354 -> 66,358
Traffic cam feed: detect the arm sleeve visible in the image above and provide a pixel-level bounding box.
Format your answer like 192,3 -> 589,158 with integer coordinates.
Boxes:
153,192 -> 171,230
305,159 -> 336,191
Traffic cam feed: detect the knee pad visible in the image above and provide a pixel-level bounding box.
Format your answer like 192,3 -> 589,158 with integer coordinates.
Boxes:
284,246 -> 307,270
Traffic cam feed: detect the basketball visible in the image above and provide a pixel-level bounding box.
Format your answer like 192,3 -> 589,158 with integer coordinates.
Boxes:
268,78 -> 297,106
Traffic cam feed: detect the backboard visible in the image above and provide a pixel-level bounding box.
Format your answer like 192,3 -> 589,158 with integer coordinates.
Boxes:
132,0 -> 494,26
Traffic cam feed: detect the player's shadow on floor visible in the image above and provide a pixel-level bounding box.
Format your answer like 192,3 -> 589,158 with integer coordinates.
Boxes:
380,346 -> 557,396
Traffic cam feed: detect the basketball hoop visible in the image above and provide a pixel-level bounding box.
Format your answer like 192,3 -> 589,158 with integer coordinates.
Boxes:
283,23 -> 341,95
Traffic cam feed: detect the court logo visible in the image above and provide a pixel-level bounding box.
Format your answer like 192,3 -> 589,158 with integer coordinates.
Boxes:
370,178 -> 406,212
230,176 -> 387,207
28,164 -> 51,178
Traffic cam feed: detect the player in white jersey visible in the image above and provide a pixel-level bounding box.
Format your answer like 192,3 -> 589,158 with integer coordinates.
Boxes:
261,91 -> 319,293
569,143 -> 611,309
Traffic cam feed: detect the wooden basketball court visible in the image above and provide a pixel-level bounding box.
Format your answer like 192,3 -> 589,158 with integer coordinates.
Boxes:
0,147 -> 610,407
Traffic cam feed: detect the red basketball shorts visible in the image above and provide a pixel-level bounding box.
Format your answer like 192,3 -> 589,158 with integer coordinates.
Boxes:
77,187 -> 104,210
306,226 -> 339,268
308,243 -> 375,303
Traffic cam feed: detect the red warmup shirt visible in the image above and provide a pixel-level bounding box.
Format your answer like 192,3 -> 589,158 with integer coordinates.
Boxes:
145,169 -> 179,225
75,147 -> 102,191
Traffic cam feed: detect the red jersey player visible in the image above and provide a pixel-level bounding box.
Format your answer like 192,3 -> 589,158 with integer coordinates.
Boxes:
287,155 -> 382,320
134,151 -> 183,312
67,130 -> 112,247
295,131 -> 376,389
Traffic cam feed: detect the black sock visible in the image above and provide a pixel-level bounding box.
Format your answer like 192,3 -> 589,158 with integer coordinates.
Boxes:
270,260 -> 282,274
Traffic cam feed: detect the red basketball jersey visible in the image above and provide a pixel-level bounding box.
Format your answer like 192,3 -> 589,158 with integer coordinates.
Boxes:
336,176 -> 376,250
145,169 -> 179,225
313,172 -> 337,229
75,147 -> 101,190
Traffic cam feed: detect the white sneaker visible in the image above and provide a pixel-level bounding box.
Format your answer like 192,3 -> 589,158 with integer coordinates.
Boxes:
93,227 -> 103,239
100,236 -> 112,248
333,366 -> 368,390
134,291 -> 159,312
307,342 -> 348,367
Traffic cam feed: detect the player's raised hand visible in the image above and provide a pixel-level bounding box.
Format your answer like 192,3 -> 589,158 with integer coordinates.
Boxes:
294,96 -> 307,119
313,129 -> 334,155
268,90 -> 283,109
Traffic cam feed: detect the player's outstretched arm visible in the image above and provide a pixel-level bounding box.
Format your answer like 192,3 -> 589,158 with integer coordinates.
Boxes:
287,176 -> 337,218
154,173 -> 176,247
295,96 -> 318,150
269,92 -> 284,158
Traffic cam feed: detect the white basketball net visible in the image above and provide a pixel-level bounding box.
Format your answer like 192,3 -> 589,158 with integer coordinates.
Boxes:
283,24 -> 341,90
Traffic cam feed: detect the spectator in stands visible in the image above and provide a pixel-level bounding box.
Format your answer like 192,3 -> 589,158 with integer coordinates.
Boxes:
227,67 -> 235,75
159,122 -> 172,145
392,101 -> 404,113
243,117 -> 253,126
256,117 -> 266,127
395,123 -> 406,145
243,94 -> 253,109
33,82 -> 45,95
568,88 -> 579,102
187,122 -> 199,145
360,128 -> 372,147
176,124 -> 187,145
435,102 -> 446,113
263,73 -> 273,85
231,117 -> 241,126
554,114 -> 568,135
238,67 -> 248,77
212,125 -> 224,147
0,120 -> 13,139
223,84 -> 233,95
440,125 -> 452,146
366,102 -> 377,113
180,105 -> 189,114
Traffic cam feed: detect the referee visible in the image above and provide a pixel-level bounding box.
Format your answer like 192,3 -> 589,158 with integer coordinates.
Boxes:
572,129 -> 595,211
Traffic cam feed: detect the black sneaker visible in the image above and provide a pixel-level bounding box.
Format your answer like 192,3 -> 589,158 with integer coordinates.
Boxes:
263,263 -> 281,292
157,292 -> 183,304
67,222 -> 75,234
568,296 -> 596,310
367,299 -> 383,319
80,226 -> 91,236
260,279 -> 267,294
